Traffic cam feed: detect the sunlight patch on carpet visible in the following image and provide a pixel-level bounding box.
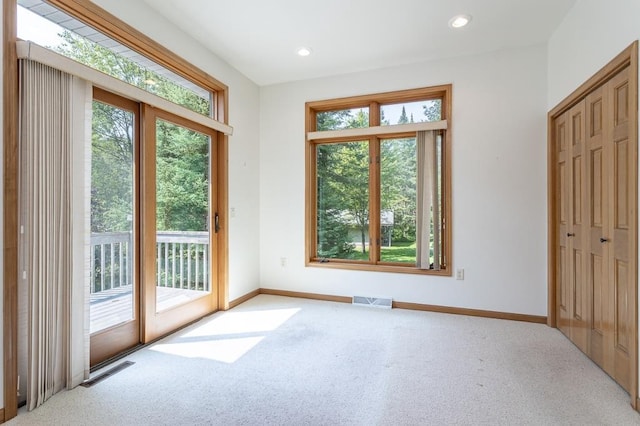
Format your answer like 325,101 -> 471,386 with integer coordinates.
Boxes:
150,336 -> 264,363
184,308 -> 301,337
149,308 -> 300,363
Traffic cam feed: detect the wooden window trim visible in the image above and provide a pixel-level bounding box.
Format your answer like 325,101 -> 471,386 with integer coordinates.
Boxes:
4,0 -> 19,420
305,85 -> 452,276
307,120 -> 447,141
3,0 -> 230,419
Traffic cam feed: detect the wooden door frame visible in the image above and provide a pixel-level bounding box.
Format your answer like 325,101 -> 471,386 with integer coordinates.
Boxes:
141,106 -> 220,342
547,41 -> 639,409
89,88 -> 142,367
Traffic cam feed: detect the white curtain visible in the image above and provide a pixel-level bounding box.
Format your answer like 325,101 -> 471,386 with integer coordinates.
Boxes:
18,59 -> 91,411
416,130 -> 440,270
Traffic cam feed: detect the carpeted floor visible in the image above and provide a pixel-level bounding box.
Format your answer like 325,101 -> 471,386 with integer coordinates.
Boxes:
7,294 -> 640,425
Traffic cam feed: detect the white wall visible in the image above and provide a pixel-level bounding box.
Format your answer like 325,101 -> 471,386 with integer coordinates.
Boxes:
547,0 -> 640,400
92,0 -> 262,301
548,0 -> 640,109
260,44 -> 549,316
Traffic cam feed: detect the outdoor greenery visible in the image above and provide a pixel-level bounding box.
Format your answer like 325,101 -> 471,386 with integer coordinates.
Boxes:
316,102 -> 441,262
56,31 -> 211,234
56,30 -> 212,289
57,29 -> 441,270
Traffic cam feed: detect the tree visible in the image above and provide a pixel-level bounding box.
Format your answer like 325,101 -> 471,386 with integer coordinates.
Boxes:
317,109 -> 351,131
56,30 -> 211,234
316,100 -> 441,257
56,31 -> 209,116
380,109 -> 390,125
316,109 -> 370,256
316,140 -> 369,257
155,121 -> 209,231
398,106 -> 409,124
316,145 -> 353,258
381,138 -> 416,242
90,101 -> 134,232
423,100 -> 442,121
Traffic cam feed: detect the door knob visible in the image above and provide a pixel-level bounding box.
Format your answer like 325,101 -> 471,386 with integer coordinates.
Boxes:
600,237 -> 609,243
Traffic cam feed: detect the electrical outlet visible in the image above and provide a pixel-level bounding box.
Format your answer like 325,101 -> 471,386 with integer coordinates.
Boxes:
230,207 -> 236,218
280,257 -> 287,267
456,268 -> 464,280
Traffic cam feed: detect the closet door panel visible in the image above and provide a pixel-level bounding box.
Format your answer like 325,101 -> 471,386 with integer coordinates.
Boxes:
609,68 -> 632,392
556,112 -> 571,335
586,85 -> 608,369
569,101 -> 588,352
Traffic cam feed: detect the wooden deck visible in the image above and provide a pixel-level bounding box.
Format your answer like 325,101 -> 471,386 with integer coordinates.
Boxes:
90,285 -> 209,333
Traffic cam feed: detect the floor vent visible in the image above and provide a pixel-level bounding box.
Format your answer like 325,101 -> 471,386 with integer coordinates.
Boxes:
81,361 -> 135,388
352,296 -> 392,309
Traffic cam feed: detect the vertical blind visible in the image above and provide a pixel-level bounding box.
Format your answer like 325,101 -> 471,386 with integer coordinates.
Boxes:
18,59 -> 90,410
416,130 -> 441,270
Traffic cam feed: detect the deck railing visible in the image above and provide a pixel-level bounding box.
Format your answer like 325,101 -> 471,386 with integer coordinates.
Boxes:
90,231 -> 209,294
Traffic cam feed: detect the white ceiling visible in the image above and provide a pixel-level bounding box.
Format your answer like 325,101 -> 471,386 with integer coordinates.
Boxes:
141,0 -> 577,86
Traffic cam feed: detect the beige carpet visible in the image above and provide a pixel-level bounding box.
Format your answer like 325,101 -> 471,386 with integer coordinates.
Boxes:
7,294 -> 640,425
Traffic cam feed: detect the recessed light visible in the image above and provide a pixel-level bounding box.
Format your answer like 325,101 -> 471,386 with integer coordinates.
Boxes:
448,14 -> 472,29
297,47 -> 312,57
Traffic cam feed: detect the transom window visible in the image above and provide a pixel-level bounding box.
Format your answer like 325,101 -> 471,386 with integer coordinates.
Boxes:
305,85 -> 452,275
17,0 -> 214,117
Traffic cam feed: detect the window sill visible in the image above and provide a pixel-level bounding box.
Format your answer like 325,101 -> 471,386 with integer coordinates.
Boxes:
306,259 -> 451,276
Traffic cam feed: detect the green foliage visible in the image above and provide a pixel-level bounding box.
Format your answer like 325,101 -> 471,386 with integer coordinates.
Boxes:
316,141 -> 369,257
381,138 -> 416,243
155,120 -> 209,231
316,109 -> 373,258
398,106 -> 409,124
317,208 -> 353,258
316,101 -> 441,260
380,241 -> 416,263
423,100 -> 442,121
57,30 -> 212,233
56,31 -> 210,115
91,101 -> 133,232
316,108 -> 368,131
317,109 -> 351,131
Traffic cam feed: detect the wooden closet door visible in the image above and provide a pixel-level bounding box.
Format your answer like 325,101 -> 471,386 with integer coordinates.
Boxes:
586,66 -> 634,393
608,67 -> 633,392
586,83 -> 609,371
556,100 -> 588,352
568,101 -> 588,353
551,42 -> 637,405
556,110 -> 571,337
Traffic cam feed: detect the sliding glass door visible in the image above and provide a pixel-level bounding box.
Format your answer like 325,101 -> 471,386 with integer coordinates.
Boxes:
90,96 -> 220,364
90,89 -> 141,366
143,107 -> 218,341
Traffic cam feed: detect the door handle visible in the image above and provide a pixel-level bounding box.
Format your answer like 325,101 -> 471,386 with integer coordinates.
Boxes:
600,237 -> 609,243
567,233 -> 575,237
214,212 -> 220,233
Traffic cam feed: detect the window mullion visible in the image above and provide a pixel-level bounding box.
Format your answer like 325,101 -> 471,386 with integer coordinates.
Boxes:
369,101 -> 380,127
368,101 -> 380,264
369,137 -> 380,264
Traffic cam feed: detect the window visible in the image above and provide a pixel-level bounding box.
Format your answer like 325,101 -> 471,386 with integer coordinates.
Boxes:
17,0 -> 215,117
306,85 -> 451,275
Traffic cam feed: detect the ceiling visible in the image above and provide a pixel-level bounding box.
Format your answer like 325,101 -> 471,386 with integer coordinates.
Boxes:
140,0 -> 577,86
